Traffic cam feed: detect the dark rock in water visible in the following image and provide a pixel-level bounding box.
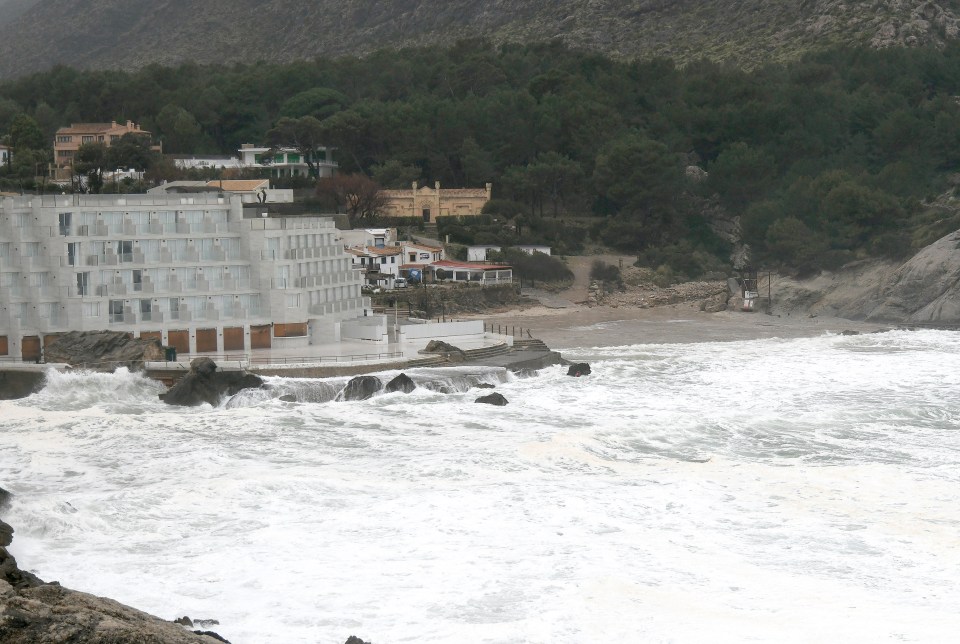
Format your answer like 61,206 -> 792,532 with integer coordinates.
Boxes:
475,392 -> 508,406
175,616 -> 194,627
193,619 -> 220,628
474,383 -> 496,389
345,637 -> 371,644
279,394 -> 298,403
0,486 -> 10,511
1,520 -> 44,589
339,375 -> 383,401
567,362 -> 591,377
163,358 -> 264,407
840,330 -> 861,336
44,330 -> 167,370
194,631 -> 231,643
0,370 -> 45,400
384,373 -> 416,393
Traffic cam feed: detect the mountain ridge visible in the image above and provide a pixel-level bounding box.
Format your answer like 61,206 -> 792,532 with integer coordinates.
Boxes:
1,0 -> 959,78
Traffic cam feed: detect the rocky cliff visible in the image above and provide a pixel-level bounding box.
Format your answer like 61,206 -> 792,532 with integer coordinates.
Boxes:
1,0 -> 958,77
0,488 -> 229,643
769,228 -> 960,324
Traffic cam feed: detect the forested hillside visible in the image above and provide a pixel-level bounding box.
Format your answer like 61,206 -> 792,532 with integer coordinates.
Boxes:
3,41 -> 960,275
0,0 -> 958,78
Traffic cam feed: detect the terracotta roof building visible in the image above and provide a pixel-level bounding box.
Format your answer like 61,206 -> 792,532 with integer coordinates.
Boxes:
53,120 -> 153,178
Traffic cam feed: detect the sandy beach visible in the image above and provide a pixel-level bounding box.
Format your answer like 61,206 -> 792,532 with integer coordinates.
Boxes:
479,302 -> 895,350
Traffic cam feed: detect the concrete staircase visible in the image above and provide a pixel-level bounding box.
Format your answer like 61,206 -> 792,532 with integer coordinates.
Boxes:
512,338 -> 550,352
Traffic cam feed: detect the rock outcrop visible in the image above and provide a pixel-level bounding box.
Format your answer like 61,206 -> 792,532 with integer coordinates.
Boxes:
771,228 -> 960,323
384,373 -> 416,394
339,375 -> 383,401
566,363 -> 591,377
1,514 -> 228,643
421,340 -> 466,363
475,392 -> 508,405
44,331 -> 166,370
162,358 -> 263,407
0,371 -> 45,401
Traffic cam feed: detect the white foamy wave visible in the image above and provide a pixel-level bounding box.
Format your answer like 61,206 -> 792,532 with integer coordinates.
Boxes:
3,331 -> 960,642
19,367 -> 165,412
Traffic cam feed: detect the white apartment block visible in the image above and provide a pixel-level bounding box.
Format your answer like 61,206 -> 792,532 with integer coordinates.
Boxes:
0,193 -> 369,360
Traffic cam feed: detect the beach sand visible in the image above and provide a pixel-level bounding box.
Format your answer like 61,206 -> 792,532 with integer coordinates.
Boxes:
479,302 -> 894,350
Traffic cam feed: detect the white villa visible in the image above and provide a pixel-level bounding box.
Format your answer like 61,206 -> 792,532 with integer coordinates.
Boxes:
238,144 -> 337,178
0,193 -> 369,360
173,144 -> 338,179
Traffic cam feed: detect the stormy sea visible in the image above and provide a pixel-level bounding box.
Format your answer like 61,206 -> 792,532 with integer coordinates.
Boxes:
1,329 -> 958,643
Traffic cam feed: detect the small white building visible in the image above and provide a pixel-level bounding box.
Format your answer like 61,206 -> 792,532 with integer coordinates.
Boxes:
0,145 -> 10,166
148,179 -> 293,204
467,244 -> 551,261
428,260 -> 513,285
346,245 -> 402,289
238,144 -> 337,178
338,228 -> 396,249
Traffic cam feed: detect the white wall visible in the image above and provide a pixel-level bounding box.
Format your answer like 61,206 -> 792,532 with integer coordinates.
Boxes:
400,320 -> 484,340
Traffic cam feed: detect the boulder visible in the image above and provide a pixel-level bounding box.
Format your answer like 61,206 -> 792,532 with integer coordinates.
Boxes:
421,340 -> 466,362
474,383 -> 496,389
566,363 -> 591,377
699,292 -> 729,313
0,371 -> 45,401
163,358 -> 264,407
339,375 -> 383,401
43,330 -> 166,370
345,637 -> 371,644
384,373 -> 416,394
475,392 -> 508,406
278,394 -> 298,403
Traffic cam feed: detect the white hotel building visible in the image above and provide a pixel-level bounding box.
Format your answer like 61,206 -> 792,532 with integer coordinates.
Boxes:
0,193 -> 369,360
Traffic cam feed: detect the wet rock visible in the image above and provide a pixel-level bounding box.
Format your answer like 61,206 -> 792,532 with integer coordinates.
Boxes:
474,383 -> 496,389
194,619 -> 220,628
345,637 -> 371,644
279,394 -> 298,402
840,330 -> 861,336
475,392 -> 508,406
566,362 -> 591,377
44,330 -> 166,370
384,373 -> 416,393
175,616 -> 194,627
421,340 -> 466,362
0,371 -> 45,401
339,375 -> 383,401
194,631 -> 230,643
1,519 -> 223,642
163,359 -> 264,407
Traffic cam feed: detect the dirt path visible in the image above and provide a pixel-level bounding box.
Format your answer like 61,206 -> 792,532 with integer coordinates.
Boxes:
555,254 -> 635,304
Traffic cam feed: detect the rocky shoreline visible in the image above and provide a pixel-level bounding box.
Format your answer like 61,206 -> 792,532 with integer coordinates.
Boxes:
1,487 -> 232,643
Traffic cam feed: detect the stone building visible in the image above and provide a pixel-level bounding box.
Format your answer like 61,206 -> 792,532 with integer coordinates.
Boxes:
379,181 -> 493,222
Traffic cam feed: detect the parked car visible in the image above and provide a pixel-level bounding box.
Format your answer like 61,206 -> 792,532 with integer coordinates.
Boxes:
394,277 -> 408,289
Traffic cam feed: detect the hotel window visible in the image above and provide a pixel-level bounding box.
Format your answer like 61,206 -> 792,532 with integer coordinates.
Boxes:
82,135 -> 94,143
56,135 -> 72,143
82,301 -> 100,317
109,299 -> 124,323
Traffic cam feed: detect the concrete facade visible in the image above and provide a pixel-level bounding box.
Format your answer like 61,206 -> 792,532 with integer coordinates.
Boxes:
0,194 -> 368,360
380,182 -> 493,222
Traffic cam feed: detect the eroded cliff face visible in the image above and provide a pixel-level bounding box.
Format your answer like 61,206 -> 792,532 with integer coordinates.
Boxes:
768,228 -> 960,324
0,0 -> 958,77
